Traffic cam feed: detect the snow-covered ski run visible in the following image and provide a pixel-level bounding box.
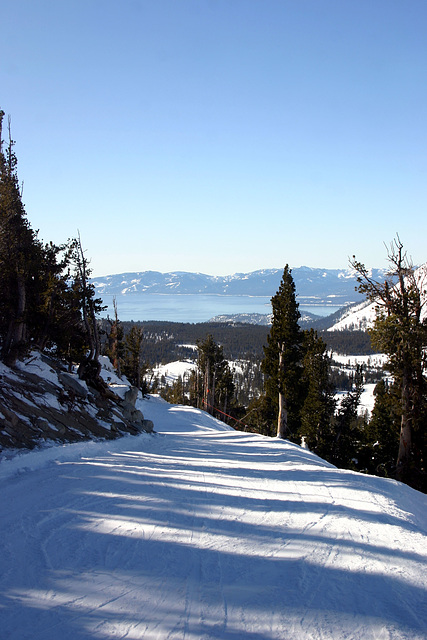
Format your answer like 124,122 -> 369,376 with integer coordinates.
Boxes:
1,395 -> 427,640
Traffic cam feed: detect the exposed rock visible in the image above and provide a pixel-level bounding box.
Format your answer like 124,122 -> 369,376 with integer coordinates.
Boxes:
58,372 -> 88,399
122,403 -> 144,425
141,419 -> 154,433
124,386 -> 139,406
119,385 -> 151,430
0,354 -> 154,452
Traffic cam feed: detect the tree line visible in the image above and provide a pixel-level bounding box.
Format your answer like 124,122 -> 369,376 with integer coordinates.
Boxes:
158,258 -> 427,491
162,255 -> 426,493
0,110 -> 141,394
98,318 -> 374,365
253,251 -> 426,493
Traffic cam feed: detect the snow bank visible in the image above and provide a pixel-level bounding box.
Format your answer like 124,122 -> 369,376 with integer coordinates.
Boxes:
0,432 -> 152,481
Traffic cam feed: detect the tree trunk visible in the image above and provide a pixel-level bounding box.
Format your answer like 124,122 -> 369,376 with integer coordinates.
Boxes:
204,360 -> 215,414
203,360 -> 210,412
112,297 -> 121,378
277,391 -> 287,438
211,370 -> 216,416
277,344 -> 287,438
396,368 -> 412,482
75,234 -> 102,386
3,273 -> 27,365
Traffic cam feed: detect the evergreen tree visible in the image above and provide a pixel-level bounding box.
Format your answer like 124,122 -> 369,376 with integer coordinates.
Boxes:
195,334 -> 235,422
30,241 -> 79,355
360,379 -> 400,477
123,325 -> 146,390
105,297 -> 124,377
0,111 -> 42,364
161,375 -> 189,405
351,236 -> 427,490
244,393 -> 277,437
0,110 -> 105,373
300,329 -> 336,452
328,366 -> 364,469
215,364 -> 235,417
71,234 -> 106,386
262,265 -> 303,438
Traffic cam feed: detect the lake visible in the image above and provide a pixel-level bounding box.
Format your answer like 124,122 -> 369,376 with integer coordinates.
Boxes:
99,293 -> 341,323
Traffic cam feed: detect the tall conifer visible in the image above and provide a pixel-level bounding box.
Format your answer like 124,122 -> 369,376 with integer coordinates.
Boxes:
351,237 -> 427,490
0,111 -> 41,363
262,265 -> 303,438
196,335 -> 235,419
300,328 -> 336,450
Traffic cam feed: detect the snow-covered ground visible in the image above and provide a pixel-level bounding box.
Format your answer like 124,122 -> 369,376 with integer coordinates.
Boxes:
152,359 -> 197,385
335,383 -> 377,416
1,395 -> 427,639
152,359 -> 247,386
331,353 -> 389,369
331,352 -> 389,417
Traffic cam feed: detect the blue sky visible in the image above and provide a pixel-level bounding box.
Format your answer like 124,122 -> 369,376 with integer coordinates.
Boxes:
1,0 -> 426,276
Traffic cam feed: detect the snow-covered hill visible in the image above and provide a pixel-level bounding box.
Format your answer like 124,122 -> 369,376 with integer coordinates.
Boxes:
1,395 -> 426,639
329,263 -> 427,331
328,298 -> 377,331
92,266 -> 387,307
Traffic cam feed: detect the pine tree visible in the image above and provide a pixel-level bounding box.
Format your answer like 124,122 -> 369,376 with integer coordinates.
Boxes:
262,265 -> 303,438
105,297 -> 124,377
351,237 -> 427,490
244,393 -> 277,437
360,379 -> 400,477
0,110 -> 104,371
195,334 -> 235,421
300,329 -> 336,452
161,375 -> 188,405
0,111 -> 42,364
123,325 -> 146,390
215,364 -> 235,418
71,234 -> 106,386
328,366 -> 364,469
31,241 -> 77,354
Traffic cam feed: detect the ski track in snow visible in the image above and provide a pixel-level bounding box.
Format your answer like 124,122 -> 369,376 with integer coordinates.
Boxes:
1,395 -> 427,640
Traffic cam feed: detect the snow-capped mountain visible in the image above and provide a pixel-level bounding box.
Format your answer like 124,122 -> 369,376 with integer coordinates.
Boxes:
92,266 -> 388,307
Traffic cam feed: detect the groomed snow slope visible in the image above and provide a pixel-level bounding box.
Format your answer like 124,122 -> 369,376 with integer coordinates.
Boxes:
1,396 -> 427,640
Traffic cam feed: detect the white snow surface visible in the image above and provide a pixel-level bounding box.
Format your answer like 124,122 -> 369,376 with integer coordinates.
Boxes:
329,299 -> 377,331
153,360 -> 197,384
331,353 -> 389,368
1,395 -> 427,639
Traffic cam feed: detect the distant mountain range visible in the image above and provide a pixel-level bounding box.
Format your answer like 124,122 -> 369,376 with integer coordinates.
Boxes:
92,267 -> 387,308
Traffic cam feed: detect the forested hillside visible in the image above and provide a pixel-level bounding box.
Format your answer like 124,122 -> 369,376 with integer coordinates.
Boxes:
99,319 -> 375,365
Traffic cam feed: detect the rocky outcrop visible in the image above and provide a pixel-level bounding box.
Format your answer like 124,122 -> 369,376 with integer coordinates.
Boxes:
0,354 -> 154,451
121,387 -> 154,433
58,372 -> 88,399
